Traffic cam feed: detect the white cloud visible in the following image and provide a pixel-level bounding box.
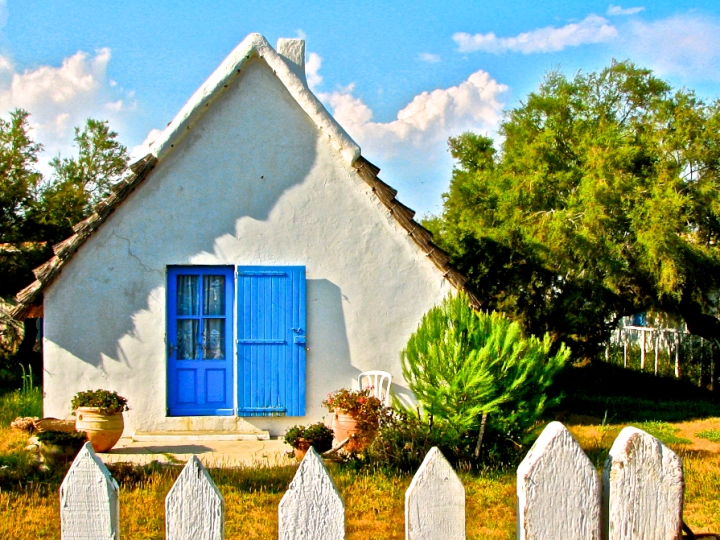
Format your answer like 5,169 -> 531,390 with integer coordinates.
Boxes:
130,128 -> 162,160
418,53 -> 441,63
305,52 -> 323,91
315,70 -> 506,215
0,48 -> 136,176
318,70 -> 507,161
453,14 -> 617,54
623,15 -> 720,81
607,5 -> 644,16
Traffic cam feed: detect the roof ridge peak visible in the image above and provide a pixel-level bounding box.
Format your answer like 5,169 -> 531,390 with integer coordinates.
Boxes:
150,32 -> 360,164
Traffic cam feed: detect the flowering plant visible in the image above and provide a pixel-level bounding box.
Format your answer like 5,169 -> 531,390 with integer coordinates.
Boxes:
322,387 -> 383,418
322,387 -> 385,448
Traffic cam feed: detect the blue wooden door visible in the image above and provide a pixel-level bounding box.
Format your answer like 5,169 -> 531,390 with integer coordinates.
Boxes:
167,266 -> 234,416
237,267 -> 306,416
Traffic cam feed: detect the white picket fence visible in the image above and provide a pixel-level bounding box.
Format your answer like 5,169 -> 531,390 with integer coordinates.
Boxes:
59,421 -> 685,540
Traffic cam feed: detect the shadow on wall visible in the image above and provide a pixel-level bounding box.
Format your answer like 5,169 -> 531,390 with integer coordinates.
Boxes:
305,278 -> 414,408
305,279 -> 354,402
45,68 -> 322,371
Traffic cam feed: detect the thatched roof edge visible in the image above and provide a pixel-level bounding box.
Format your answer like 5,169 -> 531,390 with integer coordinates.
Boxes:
11,154 -> 158,319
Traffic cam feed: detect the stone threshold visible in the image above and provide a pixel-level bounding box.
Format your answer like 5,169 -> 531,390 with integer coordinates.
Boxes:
132,430 -> 270,442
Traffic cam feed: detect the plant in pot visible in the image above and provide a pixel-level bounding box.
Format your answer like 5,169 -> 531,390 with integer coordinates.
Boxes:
322,388 -> 384,452
36,430 -> 87,466
71,389 -> 129,453
283,422 -> 334,461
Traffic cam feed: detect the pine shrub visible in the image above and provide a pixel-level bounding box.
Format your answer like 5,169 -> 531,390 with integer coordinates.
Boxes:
401,293 -> 570,453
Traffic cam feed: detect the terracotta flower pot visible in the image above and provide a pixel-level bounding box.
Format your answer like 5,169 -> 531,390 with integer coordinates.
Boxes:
75,407 -> 124,453
333,410 -> 370,452
293,438 -> 311,462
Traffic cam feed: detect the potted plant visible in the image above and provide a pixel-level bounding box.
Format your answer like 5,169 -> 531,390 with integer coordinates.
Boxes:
322,388 -> 383,452
284,422 -> 334,461
36,430 -> 87,466
71,389 -> 129,453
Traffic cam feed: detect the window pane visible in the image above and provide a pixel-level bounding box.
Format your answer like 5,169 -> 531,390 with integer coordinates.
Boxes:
203,275 -> 225,316
176,319 -> 198,360
203,319 -> 225,360
176,276 -> 199,316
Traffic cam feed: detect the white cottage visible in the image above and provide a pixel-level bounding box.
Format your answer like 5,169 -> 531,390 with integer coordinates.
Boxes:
13,34 -> 476,438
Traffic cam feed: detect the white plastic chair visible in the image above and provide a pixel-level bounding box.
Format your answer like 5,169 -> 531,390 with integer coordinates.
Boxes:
358,370 -> 392,407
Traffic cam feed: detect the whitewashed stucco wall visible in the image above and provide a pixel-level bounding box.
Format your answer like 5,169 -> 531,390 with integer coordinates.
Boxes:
42,58 -> 450,436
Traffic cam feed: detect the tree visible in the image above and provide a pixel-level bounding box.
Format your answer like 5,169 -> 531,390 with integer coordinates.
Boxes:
38,118 -> 129,243
401,293 -> 570,453
0,115 -> 130,298
0,110 -> 42,243
428,61 -> 720,360
0,110 -> 50,299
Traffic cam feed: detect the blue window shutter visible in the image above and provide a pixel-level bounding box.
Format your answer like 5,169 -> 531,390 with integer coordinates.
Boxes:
237,267 -> 306,416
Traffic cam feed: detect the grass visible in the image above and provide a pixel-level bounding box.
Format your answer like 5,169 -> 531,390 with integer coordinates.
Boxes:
0,365 -> 42,427
0,377 -> 717,538
1,417 -> 719,538
0,433 -> 516,539
630,421 -> 692,445
696,429 -> 720,443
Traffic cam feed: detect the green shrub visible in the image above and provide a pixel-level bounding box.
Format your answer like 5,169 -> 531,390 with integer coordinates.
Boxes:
401,293 -> 570,456
36,430 -> 87,447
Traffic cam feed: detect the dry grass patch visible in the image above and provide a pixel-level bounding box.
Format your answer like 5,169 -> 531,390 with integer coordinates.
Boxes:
0,418 -> 718,538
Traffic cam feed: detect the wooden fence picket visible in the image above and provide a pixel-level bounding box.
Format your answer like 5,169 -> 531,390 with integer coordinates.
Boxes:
60,442 -> 120,540
517,421 -> 601,540
278,446 -> 344,540
602,427 -> 684,540
166,455 -> 224,540
53,423 -> 690,539
405,446 -> 465,540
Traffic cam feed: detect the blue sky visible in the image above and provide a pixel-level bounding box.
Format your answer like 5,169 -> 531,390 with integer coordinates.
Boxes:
2,0 -> 720,216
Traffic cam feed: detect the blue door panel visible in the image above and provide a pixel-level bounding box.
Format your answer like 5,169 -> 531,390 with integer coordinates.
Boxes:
205,369 -> 226,404
237,267 -> 306,416
167,266 -> 234,416
176,369 -> 196,404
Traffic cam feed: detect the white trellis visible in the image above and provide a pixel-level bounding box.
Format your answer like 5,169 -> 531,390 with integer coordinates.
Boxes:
57,423 -> 684,539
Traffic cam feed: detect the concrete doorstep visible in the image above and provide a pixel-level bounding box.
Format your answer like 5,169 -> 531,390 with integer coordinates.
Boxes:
97,436 -> 294,468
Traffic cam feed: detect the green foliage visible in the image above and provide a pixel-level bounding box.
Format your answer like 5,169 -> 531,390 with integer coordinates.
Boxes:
360,408 -> 517,472
0,113 -> 129,300
0,366 -> 41,426
71,389 -> 129,414
631,421 -> 691,445
429,61 -> 720,360
0,110 -> 42,243
695,429 -> 720,443
401,293 -> 570,446
39,118 -> 129,243
36,430 -> 87,446
283,422 -> 333,452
